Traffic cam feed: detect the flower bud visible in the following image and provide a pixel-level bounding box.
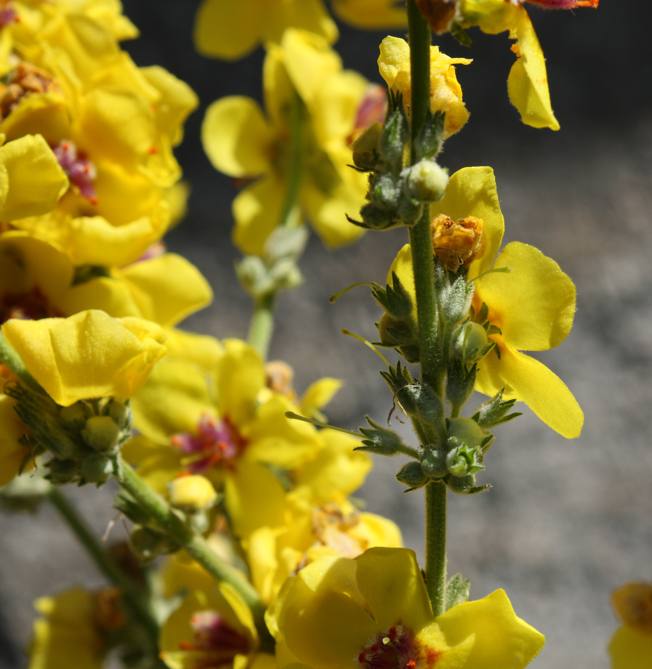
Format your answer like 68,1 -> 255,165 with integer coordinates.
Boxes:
81,415 -> 121,452
168,475 -> 217,511
396,461 -> 428,491
405,160 -> 449,202
80,453 -> 114,485
431,214 -> 484,271
59,402 -> 90,429
421,447 -> 448,479
352,122 -> 382,171
455,321 -> 489,363
107,400 -> 130,429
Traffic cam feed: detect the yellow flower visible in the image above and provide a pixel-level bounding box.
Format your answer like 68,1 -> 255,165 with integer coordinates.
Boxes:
248,498 -> 402,604
0,232 -> 212,328
390,166 -> 583,438
2,309 -> 166,406
377,35 -> 471,138
459,0 -> 559,130
332,0 -> 407,29
202,29 -> 369,255
609,583 -> 652,669
267,547 -> 544,669
160,558 -> 275,669
0,134 -> 68,219
194,0 -> 337,60
28,587 -> 108,669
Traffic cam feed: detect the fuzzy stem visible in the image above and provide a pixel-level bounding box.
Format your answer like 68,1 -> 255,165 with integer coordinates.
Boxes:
407,0 -> 448,615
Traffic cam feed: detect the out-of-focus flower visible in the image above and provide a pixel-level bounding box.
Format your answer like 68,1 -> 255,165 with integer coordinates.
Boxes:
610,582 -> 652,669
194,0 -> 337,60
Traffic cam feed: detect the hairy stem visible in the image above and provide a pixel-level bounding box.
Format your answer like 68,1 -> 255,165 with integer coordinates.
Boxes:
407,0 -> 448,615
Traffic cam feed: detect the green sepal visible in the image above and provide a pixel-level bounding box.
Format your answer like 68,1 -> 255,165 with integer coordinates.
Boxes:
472,390 -> 522,428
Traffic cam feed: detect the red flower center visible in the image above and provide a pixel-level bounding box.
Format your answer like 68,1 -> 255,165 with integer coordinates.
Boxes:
358,625 -> 440,669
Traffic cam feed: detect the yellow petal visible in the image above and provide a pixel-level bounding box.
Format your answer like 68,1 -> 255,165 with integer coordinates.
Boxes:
216,339 -> 265,427
57,276 -> 142,319
300,176 -> 365,249
233,176 -> 285,256
118,253 -> 213,327
263,1 -> 337,48
300,378 -> 342,417
194,0 -> 262,60
437,589 -> 545,669
431,166 -> 505,277
476,242 -> 576,351
333,0 -> 407,28
202,97 -> 273,178
280,30 -> 341,108
0,135 -> 68,220
355,548 -> 433,633
122,435 -> 181,495
476,343 -> 583,438
224,461 -> 287,538
507,8 -> 560,131
609,625 -> 652,669
3,310 -> 166,406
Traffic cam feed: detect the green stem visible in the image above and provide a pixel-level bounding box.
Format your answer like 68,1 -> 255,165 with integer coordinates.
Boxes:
116,458 -> 270,642
248,293 -> 275,359
247,92 -> 304,359
407,0 -> 448,615
48,488 -> 160,646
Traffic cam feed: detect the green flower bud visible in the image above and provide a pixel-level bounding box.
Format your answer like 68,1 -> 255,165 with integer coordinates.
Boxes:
421,447 -> 448,480
455,321 -> 489,364
405,160 -> 449,202
59,402 -> 90,429
396,461 -> 427,491
352,122 -> 382,171
130,527 -> 177,562
448,417 -> 488,450
82,415 -> 121,452
107,400 -> 130,429
80,453 -> 114,484
446,444 -> 484,478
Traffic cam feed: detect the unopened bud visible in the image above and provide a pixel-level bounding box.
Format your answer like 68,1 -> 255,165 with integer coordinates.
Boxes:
455,321 -> 489,363
396,461 -> 428,491
421,447 -> 448,479
431,214 -> 484,271
59,402 -> 90,429
405,160 -> 449,202
352,122 -> 382,171
107,400 -> 130,429
82,415 -> 121,452
80,453 -> 114,484
168,475 -> 217,511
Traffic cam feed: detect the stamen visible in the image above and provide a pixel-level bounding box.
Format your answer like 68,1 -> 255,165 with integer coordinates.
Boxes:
357,624 -> 441,669
172,415 -> 247,474
54,140 -> 98,205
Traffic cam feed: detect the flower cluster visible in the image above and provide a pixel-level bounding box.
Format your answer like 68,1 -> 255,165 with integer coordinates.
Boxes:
0,2 -> 619,669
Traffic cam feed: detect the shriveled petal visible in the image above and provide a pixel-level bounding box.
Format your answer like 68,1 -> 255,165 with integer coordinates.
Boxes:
333,0 -> 407,28
355,548 -> 433,633
233,176 -> 285,256
194,0 -> 262,60
118,253 -> 213,327
216,339 -> 265,427
476,242 -> 576,351
437,589 -> 545,669
202,97 -> 273,178
3,310 -> 166,406
476,342 -> 583,438
609,625 -> 652,669
0,135 -> 68,220
431,166 -> 505,277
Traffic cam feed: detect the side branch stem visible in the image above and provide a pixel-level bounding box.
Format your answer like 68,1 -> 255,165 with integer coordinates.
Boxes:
116,459 -> 270,640
407,0 -> 448,615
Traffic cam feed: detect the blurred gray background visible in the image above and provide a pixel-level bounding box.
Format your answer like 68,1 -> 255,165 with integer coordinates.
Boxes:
2,1 -> 651,667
